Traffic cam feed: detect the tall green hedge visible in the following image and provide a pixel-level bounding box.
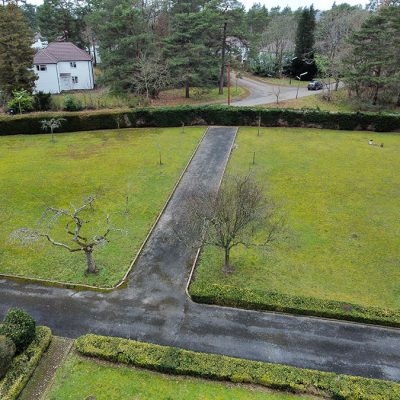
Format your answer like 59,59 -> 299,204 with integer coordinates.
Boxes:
75,334 -> 400,400
190,282 -> 400,327
0,106 -> 399,135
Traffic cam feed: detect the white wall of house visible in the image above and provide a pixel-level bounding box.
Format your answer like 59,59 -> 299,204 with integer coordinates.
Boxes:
34,60 -> 94,94
34,64 -> 59,94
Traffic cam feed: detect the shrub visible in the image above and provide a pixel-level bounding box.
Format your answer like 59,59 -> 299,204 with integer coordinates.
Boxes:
0,308 -> 36,354
75,334 -> 400,400
0,327 -> 52,400
7,90 -> 33,114
33,91 -> 52,111
0,336 -> 16,379
63,95 -> 82,112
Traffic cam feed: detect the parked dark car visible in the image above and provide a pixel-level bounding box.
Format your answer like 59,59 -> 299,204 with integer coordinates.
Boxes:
307,80 -> 324,90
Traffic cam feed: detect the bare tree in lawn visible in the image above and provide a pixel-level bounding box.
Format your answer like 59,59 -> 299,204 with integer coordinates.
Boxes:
10,196 -> 122,274
41,118 -> 66,143
178,174 -> 284,274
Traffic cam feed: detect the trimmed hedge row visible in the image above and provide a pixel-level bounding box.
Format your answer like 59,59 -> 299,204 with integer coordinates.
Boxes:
0,326 -> 52,400
75,334 -> 400,400
190,283 -> 400,327
0,105 -> 399,135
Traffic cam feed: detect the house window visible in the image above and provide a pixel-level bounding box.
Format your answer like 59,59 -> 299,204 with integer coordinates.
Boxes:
72,76 -> 78,84
70,62 -> 77,68
36,65 -> 47,71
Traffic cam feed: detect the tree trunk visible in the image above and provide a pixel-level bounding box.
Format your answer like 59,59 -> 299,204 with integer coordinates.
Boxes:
372,67 -> 381,106
335,78 -> 339,91
185,79 -> 190,99
85,248 -> 96,274
372,85 -> 380,106
92,38 -> 97,67
223,247 -> 231,275
218,22 -> 228,95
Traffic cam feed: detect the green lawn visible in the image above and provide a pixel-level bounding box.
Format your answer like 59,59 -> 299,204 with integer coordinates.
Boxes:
156,86 -> 246,106
46,354 -> 311,400
263,90 -> 354,112
0,127 -> 204,287
191,127 -> 400,310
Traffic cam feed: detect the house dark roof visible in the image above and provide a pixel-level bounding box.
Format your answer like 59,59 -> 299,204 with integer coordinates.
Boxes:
34,42 -> 92,64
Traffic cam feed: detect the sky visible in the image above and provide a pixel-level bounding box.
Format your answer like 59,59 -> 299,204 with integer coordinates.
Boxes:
27,0 -> 368,11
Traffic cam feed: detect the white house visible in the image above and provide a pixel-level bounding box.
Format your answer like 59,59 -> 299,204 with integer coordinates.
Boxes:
33,42 -> 94,94
32,33 -> 48,50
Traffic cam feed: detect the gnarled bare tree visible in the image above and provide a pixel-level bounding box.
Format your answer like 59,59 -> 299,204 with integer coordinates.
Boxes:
10,196 -> 122,274
132,54 -> 171,100
178,174 -> 284,274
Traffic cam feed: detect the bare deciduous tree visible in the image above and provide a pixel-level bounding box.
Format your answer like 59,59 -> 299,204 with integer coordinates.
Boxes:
178,174 -> 284,274
261,14 -> 296,78
41,118 -> 66,143
10,196 -> 122,274
272,86 -> 281,104
315,5 -> 368,94
132,54 -> 171,100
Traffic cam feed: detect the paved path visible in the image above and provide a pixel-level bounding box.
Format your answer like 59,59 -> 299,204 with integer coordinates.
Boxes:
1,127 -> 400,383
19,336 -> 73,400
233,75 -> 324,107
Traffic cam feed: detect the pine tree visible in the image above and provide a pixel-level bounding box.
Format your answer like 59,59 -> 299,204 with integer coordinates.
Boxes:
37,0 -> 89,48
292,6 -> 317,79
345,6 -> 400,106
88,0 -> 156,93
0,3 -> 36,97
203,0 -> 246,94
164,3 -> 218,98
246,3 -> 269,58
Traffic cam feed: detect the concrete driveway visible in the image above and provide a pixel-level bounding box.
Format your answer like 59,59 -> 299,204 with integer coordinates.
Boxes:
1,127 -> 400,383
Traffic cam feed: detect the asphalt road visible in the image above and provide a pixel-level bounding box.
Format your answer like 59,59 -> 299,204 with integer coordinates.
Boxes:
232,75 -> 324,107
1,127 -> 400,382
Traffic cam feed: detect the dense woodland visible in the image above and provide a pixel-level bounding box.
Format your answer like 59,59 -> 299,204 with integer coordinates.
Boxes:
0,0 -> 399,107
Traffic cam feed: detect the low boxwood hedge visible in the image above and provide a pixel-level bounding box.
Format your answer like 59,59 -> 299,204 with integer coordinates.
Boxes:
190,282 -> 400,327
0,106 -> 399,135
0,326 -> 52,400
75,334 -> 400,400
